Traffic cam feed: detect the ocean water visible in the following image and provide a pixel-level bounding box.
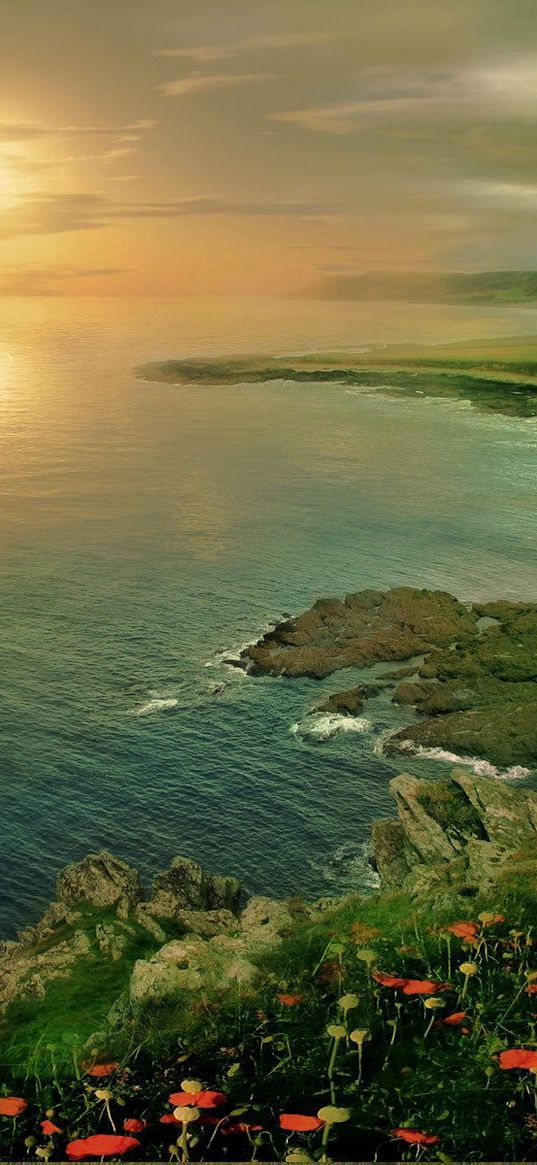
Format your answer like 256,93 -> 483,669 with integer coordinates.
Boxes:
1,295 -> 537,937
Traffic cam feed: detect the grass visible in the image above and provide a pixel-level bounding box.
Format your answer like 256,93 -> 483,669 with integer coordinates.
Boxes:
3,887 -> 537,1160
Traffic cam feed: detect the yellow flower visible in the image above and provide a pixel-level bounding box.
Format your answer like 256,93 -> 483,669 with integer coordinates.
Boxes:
181,1079 -> 203,1093
94,1089 -> 113,1101
173,1106 -> 200,1124
459,962 -> 478,976
338,993 -> 359,1012
317,1106 -> 350,1125
424,997 -> 446,1010
326,1024 -> 346,1039
350,1028 -> 369,1045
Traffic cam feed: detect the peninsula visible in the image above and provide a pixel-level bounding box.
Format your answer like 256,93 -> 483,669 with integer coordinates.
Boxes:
137,333 -> 537,417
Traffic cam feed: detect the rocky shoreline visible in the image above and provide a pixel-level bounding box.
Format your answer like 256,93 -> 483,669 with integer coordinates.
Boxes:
233,586 -> 537,770
2,766 -> 537,1040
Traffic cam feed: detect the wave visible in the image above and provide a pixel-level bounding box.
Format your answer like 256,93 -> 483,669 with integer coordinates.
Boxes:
133,694 -> 179,716
291,712 -> 373,743
310,840 -> 380,892
386,738 -> 530,780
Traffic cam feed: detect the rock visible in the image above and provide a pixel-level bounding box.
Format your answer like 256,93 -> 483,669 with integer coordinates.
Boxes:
130,956 -> 200,1005
240,896 -> 297,946
316,686 -> 365,715
148,857 -> 241,921
239,587 -> 477,679
133,904 -> 167,944
175,908 -> 237,938
241,587 -> 537,769
56,852 -> 143,916
372,769 -> 537,902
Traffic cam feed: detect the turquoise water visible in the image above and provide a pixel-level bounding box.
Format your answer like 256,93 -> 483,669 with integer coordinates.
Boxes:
1,296 -> 537,937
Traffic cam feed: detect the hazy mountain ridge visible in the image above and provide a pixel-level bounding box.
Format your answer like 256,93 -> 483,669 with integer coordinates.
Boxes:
293,270 -> 537,304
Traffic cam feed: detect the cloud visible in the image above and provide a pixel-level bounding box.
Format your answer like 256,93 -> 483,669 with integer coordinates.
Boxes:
0,191 -> 341,240
158,73 -> 275,97
269,57 -> 537,134
156,31 -> 338,62
0,118 -> 157,143
0,264 -> 128,295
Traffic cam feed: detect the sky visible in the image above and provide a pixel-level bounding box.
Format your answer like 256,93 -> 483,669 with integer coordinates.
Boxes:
1,0 -> 537,295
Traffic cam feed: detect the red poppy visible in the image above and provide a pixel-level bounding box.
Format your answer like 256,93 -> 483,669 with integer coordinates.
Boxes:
279,1114 -> 324,1132
41,1120 -> 63,1135
168,1090 -> 227,1109
525,984 -> 537,994
277,993 -> 304,1006
66,1135 -> 140,1160
0,1098 -> 27,1117
123,1118 -> 148,1133
482,913 -> 505,926
221,1122 -> 264,1136
372,971 -> 408,989
499,1049 -> 537,1070
159,1114 -> 181,1126
392,1128 -> 440,1145
86,1062 -> 119,1078
443,1011 -> 469,1026
402,979 -> 450,995
445,921 -> 479,940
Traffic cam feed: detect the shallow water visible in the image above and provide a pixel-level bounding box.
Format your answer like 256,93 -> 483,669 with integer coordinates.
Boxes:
1,295 -> 536,936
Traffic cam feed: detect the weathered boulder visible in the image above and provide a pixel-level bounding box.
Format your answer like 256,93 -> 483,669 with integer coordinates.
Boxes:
316,686 -> 366,715
56,852 -> 143,917
372,769 -> 537,902
148,857 -> 241,921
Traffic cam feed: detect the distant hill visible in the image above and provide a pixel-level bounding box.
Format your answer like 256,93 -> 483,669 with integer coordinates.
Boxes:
291,270 -> 537,304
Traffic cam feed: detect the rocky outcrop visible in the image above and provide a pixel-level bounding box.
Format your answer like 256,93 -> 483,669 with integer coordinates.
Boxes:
148,856 -> 241,921
0,851 -> 243,1015
238,587 -> 537,769
372,769 -> 537,903
238,587 -> 476,679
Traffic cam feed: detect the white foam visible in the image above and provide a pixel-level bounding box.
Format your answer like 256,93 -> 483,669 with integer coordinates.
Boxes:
135,696 -> 178,716
387,738 -> 530,780
291,713 -> 373,743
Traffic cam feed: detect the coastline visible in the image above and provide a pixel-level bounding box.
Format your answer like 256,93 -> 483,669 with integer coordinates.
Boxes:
136,333 -> 537,417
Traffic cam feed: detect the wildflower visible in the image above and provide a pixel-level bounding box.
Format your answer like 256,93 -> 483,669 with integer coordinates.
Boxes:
350,1029 -> 369,1045
526,984 -> 537,994
0,1097 -> 27,1117
278,993 -> 304,1006
221,1122 -> 264,1136
279,1114 -> 324,1132
317,1106 -> 350,1124
424,997 -> 446,1010
94,1089 -> 113,1102
40,1120 -> 63,1135
326,1023 -> 346,1039
459,962 -> 478,976
402,979 -> 450,995
160,1114 -> 181,1126
168,1089 -> 227,1108
372,971 -> 408,989
172,1106 -> 200,1124
85,1062 -> 119,1078
338,993 -> 359,1012
392,1128 -> 440,1145
479,912 -> 505,926
499,1049 -> 537,1070
66,1134 -> 140,1160
445,921 -> 479,940
123,1118 -> 147,1133
443,1011 -> 469,1026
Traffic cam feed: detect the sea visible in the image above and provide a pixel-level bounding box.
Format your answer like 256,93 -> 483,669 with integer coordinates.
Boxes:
1,295 -> 536,937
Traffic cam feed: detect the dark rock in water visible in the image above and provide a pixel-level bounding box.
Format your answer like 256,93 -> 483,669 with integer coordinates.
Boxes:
316,686 -> 366,715
372,769 -> 537,903
240,586 -> 537,768
148,856 -> 241,921
240,587 -> 477,678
